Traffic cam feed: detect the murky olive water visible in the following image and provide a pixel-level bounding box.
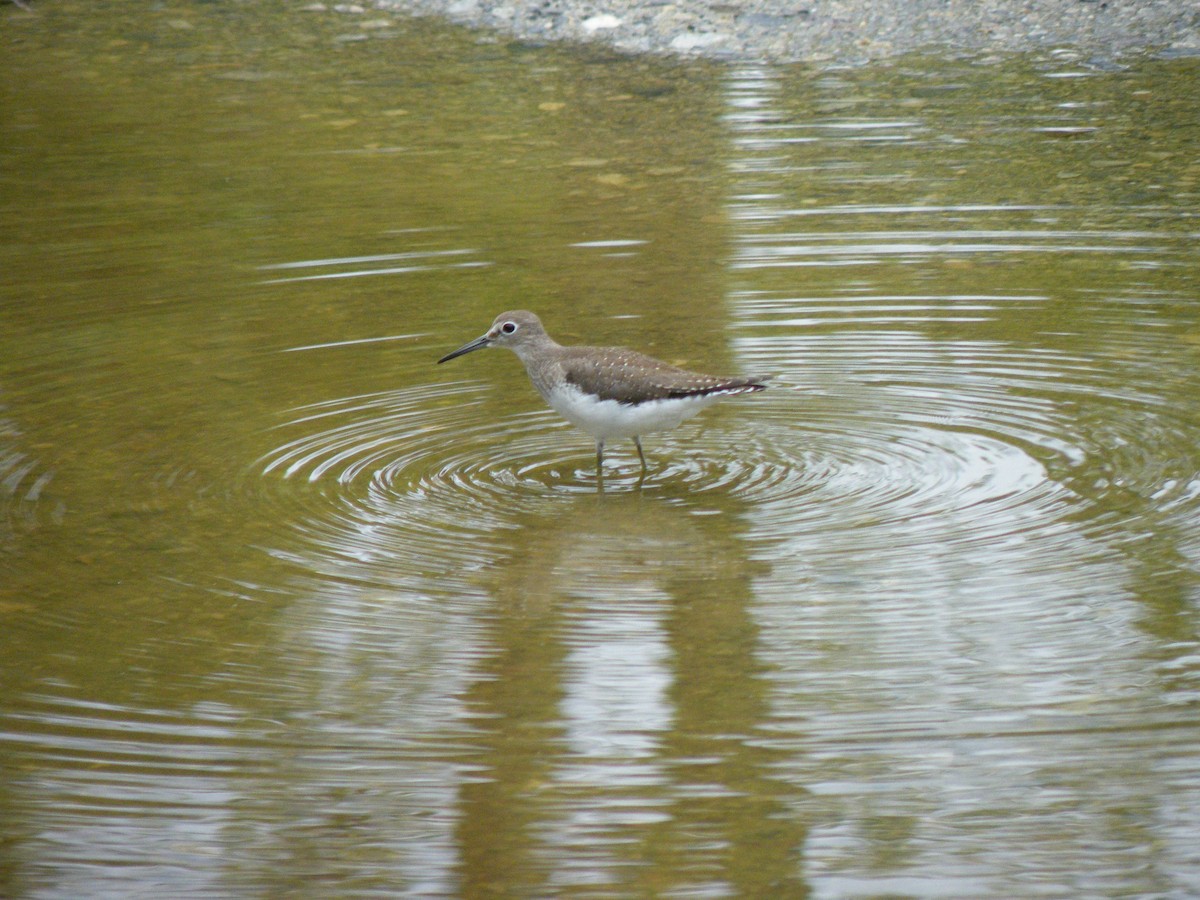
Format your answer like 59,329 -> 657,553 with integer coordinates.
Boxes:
3,1 -> 1200,896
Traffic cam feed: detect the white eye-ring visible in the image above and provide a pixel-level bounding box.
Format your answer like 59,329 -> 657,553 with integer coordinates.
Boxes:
501,321 -> 518,335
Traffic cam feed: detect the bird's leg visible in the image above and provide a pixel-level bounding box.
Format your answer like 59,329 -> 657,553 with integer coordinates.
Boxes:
595,439 -> 605,475
633,436 -> 648,474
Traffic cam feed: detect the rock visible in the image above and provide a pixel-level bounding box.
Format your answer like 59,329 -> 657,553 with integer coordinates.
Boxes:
670,31 -> 727,51
582,13 -> 622,32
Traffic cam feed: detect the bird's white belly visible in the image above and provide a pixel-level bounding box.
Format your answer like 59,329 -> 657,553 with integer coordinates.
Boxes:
545,384 -> 718,440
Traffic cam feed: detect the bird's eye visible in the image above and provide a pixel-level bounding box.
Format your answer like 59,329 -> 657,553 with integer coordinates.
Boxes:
501,322 -> 518,334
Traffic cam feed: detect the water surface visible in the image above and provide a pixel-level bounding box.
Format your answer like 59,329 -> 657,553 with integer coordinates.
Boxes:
2,2 -> 1200,896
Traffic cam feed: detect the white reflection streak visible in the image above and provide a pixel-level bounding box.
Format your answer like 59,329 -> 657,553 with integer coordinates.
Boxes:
260,249 -> 479,270
258,261 -> 491,285
724,66 -> 790,229
732,203 -> 1061,221
282,333 -> 428,353
549,593 -> 674,889
570,239 -> 649,248
560,604 -> 673,764
257,248 -> 492,284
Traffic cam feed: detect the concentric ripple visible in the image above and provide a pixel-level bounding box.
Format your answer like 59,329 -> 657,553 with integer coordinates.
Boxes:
249,290 -> 1200,600
251,381 -> 710,588
0,413 -> 58,534
251,379 -> 793,533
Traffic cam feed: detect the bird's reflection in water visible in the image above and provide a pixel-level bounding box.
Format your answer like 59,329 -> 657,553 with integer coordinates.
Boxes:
452,487 -> 809,896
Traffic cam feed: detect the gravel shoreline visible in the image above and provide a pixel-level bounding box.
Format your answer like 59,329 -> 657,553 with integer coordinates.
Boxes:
367,0 -> 1200,63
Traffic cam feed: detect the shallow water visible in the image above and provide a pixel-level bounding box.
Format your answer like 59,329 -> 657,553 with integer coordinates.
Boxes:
3,2 -> 1200,896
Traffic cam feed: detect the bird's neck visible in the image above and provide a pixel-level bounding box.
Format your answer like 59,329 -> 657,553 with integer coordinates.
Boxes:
510,336 -> 565,396
509,334 -> 561,367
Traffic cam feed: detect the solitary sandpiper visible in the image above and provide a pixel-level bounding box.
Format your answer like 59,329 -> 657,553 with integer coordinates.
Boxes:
437,310 -> 770,473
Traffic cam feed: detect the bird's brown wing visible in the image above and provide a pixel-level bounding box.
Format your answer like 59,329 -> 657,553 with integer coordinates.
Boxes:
561,347 -> 769,405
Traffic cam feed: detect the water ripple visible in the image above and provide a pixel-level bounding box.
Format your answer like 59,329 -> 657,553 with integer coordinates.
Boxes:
0,414 -> 59,533
246,352 -> 1096,593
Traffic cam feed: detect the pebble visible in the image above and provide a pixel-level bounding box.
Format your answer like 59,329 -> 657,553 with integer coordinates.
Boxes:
367,0 -> 1200,63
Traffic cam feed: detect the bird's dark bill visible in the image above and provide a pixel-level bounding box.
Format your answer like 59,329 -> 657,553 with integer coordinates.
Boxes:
437,334 -> 490,364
